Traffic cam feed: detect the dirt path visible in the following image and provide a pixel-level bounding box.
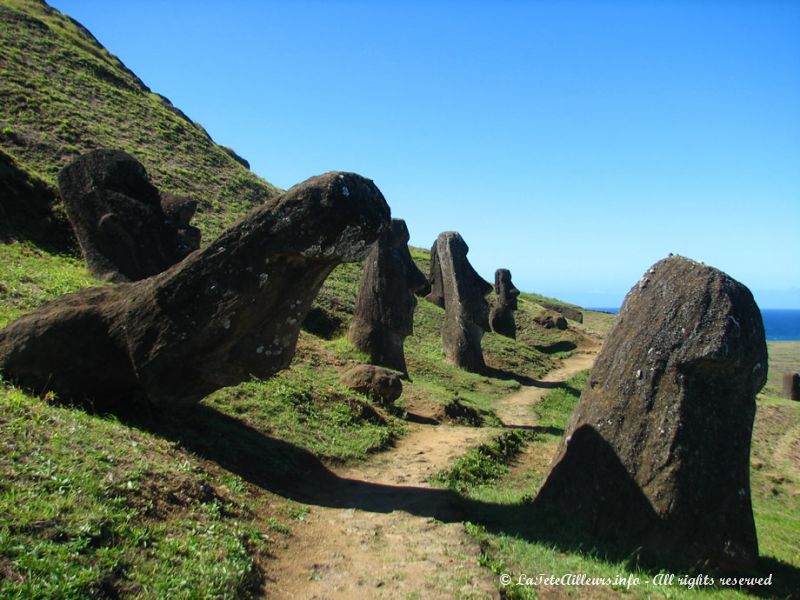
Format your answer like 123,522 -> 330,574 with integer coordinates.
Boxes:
265,349 -> 598,599
494,349 -> 598,429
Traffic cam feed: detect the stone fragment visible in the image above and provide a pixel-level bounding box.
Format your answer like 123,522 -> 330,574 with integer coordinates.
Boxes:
426,232 -> 492,372
0,172 -> 390,410
340,364 -> 403,404
782,372 -> 800,401
489,268 -> 519,338
539,300 -> 583,323
349,218 -> 427,374
57,149 -> 201,281
535,255 -> 767,570
533,309 -> 568,330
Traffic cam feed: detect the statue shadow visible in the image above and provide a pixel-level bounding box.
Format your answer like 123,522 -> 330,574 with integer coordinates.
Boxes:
133,406 -> 800,599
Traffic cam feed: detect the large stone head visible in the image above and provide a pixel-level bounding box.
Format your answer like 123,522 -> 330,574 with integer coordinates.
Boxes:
437,231 -> 492,331
495,268 -> 520,310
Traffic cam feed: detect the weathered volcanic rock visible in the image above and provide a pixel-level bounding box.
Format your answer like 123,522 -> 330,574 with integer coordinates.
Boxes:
340,364 -> 403,404
57,149 -> 201,281
533,309 -> 568,330
426,232 -> 492,372
348,218 -> 427,374
160,192 -> 201,260
539,300 -> 583,323
490,268 -> 519,338
783,372 -> 800,401
534,255 -> 767,569
0,172 -> 390,410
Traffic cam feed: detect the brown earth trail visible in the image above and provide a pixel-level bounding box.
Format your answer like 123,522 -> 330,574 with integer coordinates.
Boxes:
265,347 -> 599,599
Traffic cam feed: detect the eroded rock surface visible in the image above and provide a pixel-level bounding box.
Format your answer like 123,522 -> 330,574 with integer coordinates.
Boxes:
57,149 -> 201,281
533,309 -> 568,330
489,268 -> 519,339
340,364 -> 403,404
0,172 -> 390,410
539,300 -> 583,323
783,372 -> 800,401
426,232 -> 492,373
535,255 -> 767,570
348,218 -> 427,374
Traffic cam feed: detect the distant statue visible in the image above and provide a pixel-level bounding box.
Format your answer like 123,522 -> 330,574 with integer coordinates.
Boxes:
349,218 -> 428,375
489,268 -> 519,339
426,232 -> 492,373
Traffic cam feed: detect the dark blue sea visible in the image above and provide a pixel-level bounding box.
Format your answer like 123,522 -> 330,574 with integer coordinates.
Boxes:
587,308 -> 800,342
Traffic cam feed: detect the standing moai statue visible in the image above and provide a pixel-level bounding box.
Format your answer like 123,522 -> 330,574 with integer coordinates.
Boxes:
57,149 -> 201,282
534,255 -> 767,570
489,268 -> 520,339
426,232 -> 492,372
783,372 -> 800,401
349,218 -> 428,374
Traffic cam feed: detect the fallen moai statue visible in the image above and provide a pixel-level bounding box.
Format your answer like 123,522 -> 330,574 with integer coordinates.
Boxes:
58,149 -> 201,281
349,218 -> 428,374
426,232 -> 492,373
0,172 -> 390,410
534,255 -> 767,570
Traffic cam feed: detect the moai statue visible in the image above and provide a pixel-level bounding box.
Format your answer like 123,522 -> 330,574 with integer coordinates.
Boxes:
489,268 -> 519,339
349,218 -> 428,374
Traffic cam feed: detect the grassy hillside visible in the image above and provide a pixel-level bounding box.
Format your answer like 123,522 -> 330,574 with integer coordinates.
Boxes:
0,6 -> 585,584
0,0 -> 279,243
4,2 -> 795,598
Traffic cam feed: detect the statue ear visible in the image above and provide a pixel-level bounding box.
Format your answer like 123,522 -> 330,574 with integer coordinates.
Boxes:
99,212 -> 136,249
98,212 -> 121,235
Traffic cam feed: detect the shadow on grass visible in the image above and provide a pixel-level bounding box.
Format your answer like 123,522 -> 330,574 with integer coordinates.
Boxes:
534,341 -> 578,355
130,406 -> 799,599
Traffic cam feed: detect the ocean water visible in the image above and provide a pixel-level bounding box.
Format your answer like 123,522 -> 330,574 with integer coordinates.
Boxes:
587,308 -> 800,342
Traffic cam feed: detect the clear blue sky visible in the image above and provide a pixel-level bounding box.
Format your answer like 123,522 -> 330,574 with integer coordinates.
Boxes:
52,0 -> 800,308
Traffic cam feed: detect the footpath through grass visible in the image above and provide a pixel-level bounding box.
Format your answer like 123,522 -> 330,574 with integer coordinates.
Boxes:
446,368 -> 800,600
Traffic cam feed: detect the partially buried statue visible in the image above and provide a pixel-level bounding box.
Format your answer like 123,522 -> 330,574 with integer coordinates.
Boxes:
489,268 -> 519,339
425,232 -> 492,373
534,255 -> 767,570
57,149 -> 201,281
0,172 -> 390,410
348,218 -> 427,375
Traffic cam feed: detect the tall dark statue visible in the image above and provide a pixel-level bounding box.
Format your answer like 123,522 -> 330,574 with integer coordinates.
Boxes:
783,372 -> 800,401
489,268 -> 519,339
57,149 -> 201,282
349,219 -> 427,374
426,232 -> 492,373
535,255 -> 767,570
0,172 -> 390,410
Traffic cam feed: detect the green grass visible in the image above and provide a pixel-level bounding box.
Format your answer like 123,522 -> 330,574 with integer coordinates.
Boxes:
0,240 -> 99,327
0,382 -> 280,598
765,341 -> 800,396
433,430 -> 532,493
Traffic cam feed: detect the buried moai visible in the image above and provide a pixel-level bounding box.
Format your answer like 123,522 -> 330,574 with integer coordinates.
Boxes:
783,372 -> 800,401
489,268 -> 520,339
0,172 -> 390,410
534,255 -> 767,569
426,232 -> 493,373
57,149 -> 201,282
348,218 -> 428,374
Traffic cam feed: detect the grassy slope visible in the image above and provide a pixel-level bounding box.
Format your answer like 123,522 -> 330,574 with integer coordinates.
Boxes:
0,4 -> 580,590
0,0 -> 279,242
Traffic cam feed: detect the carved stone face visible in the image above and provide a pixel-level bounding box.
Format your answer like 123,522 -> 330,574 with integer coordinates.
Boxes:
495,268 -> 520,311
442,232 -> 492,332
